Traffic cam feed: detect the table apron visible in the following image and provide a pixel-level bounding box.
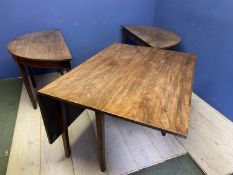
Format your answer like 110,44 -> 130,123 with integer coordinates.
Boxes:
12,55 -> 71,69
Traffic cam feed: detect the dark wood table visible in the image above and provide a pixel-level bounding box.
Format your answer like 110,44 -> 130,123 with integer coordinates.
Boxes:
8,29 -> 72,109
37,43 -> 195,172
122,25 -> 181,49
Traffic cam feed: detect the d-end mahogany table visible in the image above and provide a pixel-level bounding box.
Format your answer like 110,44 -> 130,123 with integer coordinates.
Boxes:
122,25 -> 181,49
37,43 -> 195,172
7,29 -> 72,109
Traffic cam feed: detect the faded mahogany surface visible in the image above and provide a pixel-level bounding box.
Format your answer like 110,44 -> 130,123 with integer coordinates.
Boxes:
39,43 -> 195,136
122,25 -> 181,49
8,30 -> 71,61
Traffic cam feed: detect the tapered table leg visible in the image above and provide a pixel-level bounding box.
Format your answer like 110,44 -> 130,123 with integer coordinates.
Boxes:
95,111 -> 106,172
66,61 -> 72,72
122,30 -> 127,44
27,66 -> 36,88
18,63 -> 37,109
60,102 -> 71,157
59,65 -> 71,157
59,68 -> 64,75
62,130 -> 71,157
161,131 -> 166,136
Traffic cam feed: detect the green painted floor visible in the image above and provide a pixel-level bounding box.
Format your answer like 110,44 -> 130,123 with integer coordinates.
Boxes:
130,154 -> 204,175
0,78 -> 205,175
0,78 -> 22,175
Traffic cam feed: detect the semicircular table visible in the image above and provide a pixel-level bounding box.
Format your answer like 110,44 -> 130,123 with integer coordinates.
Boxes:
8,29 -> 72,109
122,25 -> 181,49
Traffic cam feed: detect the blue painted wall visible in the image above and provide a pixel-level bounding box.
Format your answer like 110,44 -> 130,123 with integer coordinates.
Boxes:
1,0 -> 232,121
154,0 -> 233,120
0,0 -> 156,79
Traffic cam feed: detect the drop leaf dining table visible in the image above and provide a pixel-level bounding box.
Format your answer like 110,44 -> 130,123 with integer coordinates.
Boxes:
37,43 -> 196,172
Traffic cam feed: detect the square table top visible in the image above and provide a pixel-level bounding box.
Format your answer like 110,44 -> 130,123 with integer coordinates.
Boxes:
38,43 -> 196,137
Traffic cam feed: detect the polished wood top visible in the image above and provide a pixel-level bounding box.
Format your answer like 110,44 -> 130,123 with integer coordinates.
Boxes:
39,43 -> 195,136
8,30 -> 72,61
122,25 -> 181,49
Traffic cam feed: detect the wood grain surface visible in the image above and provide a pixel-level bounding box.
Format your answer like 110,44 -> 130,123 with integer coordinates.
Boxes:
39,43 -> 195,136
122,25 -> 181,49
7,29 -> 71,61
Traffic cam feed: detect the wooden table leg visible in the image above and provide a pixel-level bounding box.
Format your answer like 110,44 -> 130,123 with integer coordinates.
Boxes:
66,61 -> 72,72
122,30 -> 127,44
95,111 -> 106,172
60,102 -> 71,157
27,67 -> 36,88
58,68 -> 64,75
60,61 -> 71,74
161,131 -> 166,136
17,63 -> 37,109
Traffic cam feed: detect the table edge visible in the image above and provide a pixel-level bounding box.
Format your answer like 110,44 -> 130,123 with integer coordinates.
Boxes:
122,25 -> 181,49
37,91 -> 188,138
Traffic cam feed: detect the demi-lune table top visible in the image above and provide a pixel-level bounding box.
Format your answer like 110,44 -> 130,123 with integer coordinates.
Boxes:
38,43 -> 195,137
7,29 -> 72,61
122,25 -> 181,49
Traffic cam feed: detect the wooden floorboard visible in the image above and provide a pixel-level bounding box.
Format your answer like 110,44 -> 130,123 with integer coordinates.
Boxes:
41,123 -> 74,175
113,118 -> 163,168
6,81 -> 41,175
143,127 -> 186,160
